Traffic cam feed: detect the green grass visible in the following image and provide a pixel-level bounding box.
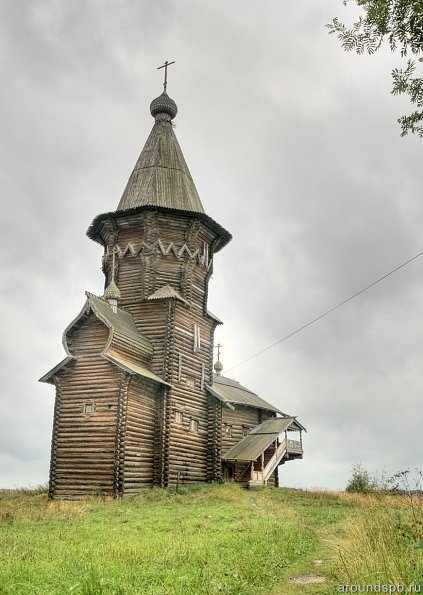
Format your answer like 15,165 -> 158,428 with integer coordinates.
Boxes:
0,484 -> 421,594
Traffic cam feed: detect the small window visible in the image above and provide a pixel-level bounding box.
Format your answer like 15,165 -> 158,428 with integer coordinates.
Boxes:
174,410 -> 183,424
200,363 -> 205,390
178,354 -> 183,381
242,426 -> 250,437
193,324 -> 201,352
224,424 -> 233,437
83,402 -> 93,415
189,418 -> 199,433
185,377 -> 195,389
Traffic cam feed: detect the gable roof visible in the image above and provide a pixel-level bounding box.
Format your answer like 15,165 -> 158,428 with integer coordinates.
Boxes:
147,285 -> 189,304
221,417 -> 303,462
206,374 -> 284,414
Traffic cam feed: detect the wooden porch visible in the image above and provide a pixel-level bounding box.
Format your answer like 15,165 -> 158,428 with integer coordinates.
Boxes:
221,417 -> 306,487
249,438 -> 303,486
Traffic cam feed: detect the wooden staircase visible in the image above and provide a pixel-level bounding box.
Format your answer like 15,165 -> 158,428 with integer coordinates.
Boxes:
249,439 -> 287,486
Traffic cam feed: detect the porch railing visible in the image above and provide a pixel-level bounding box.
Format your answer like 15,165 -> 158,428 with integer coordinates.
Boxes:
286,439 -> 302,452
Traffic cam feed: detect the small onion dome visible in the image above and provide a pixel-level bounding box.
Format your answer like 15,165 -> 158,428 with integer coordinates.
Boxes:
103,281 -> 121,301
150,92 -> 178,122
214,359 -> 223,376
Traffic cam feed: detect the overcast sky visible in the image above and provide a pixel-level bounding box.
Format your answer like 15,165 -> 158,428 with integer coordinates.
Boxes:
1,0 -> 421,490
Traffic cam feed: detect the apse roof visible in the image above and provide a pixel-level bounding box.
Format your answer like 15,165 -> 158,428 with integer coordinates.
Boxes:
207,374 -> 284,414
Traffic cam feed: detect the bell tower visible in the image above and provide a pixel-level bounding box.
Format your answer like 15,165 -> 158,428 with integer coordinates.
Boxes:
85,86 -> 231,486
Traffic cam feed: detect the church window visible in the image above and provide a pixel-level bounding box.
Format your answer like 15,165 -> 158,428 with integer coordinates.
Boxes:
242,426 -> 250,437
189,418 -> 199,433
224,424 -> 233,436
174,410 -> 183,424
193,324 -> 201,352
83,402 -> 94,415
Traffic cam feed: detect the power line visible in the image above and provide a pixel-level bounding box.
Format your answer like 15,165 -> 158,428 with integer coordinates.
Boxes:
225,249 -> 423,373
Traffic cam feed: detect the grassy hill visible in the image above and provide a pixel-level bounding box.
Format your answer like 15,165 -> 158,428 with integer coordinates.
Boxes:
0,484 -> 421,594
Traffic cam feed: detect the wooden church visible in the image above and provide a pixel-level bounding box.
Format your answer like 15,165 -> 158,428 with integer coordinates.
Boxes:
40,75 -> 305,499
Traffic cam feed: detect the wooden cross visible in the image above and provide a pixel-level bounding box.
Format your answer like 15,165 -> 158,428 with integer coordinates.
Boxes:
157,60 -> 175,93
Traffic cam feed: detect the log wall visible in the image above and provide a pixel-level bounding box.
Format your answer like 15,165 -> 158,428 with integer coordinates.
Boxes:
97,209 -> 221,488
66,313 -> 109,356
207,396 -> 222,482
165,300 -> 217,484
122,377 -> 159,493
221,405 -> 274,453
127,300 -> 170,378
50,356 -> 122,499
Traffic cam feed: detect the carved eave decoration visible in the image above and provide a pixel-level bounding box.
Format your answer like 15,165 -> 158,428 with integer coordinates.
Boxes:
103,238 -> 214,271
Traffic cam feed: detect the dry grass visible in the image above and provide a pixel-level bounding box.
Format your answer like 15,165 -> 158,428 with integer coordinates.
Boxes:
331,491 -> 423,591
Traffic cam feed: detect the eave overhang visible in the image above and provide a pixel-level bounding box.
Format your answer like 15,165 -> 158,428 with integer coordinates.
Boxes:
86,205 -> 232,253
39,356 -> 75,384
39,353 -> 170,388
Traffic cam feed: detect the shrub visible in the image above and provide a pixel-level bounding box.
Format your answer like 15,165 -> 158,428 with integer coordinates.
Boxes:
345,463 -> 377,494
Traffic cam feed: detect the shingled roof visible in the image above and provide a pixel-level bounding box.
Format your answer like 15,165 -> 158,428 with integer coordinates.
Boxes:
147,284 -> 189,304
87,90 -> 231,252
40,293 -> 168,387
206,374 -> 284,414
117,118 -> 204,213
221,417 -> 303,462
114,91 -> 202,213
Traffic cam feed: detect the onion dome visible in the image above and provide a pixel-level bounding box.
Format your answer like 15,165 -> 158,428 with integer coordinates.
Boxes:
214,359 -> 223,376
150,92 -> 178,122
103,281 -> 121,301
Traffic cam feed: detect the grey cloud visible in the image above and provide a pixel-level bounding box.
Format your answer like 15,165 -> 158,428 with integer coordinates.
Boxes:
0,0 -> 421,489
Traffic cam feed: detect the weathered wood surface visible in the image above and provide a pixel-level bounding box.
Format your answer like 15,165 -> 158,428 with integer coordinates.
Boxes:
122,377 -> 157,493
47,200 -> 289,498
221,405 -> 273,452
50,356 -> 122,499
220,406 -> 278,487
103,211 -> 216,312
